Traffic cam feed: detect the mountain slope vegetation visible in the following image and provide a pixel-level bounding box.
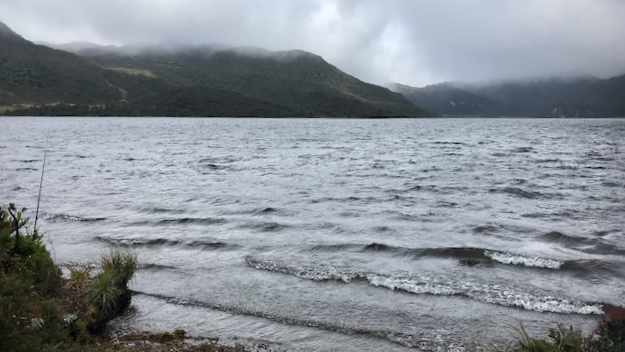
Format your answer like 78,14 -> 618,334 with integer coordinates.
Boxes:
1,22 -> 426,117
71,44 -> 426,117
0,22 -> 121,106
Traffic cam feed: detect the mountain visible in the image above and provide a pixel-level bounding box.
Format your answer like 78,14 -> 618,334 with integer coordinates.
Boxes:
70,44 -> 427,117
390,76 -> 625,117
388,82 -> 500,115
0,21 -> 19,39
0,22 -> 426,117
0,23 -> 122,107
37,41 -> 122,54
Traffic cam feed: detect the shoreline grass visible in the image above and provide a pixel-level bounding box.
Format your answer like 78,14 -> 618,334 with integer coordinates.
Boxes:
1,203 -> 250,352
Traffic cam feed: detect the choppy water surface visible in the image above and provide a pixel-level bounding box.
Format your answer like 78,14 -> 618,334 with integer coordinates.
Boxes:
1,117 -> 625,351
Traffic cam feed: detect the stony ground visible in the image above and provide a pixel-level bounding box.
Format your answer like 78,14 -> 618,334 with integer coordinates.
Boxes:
88,332 -> 253,352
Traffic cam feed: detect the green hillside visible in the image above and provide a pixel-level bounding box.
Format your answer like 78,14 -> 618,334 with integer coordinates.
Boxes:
1,22 -> 426,117
0,22 -> 120,106
77,45 -> 427,117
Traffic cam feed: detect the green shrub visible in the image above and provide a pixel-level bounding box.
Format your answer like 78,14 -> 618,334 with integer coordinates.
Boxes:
88,251 -> 137,333
101,250 -> 137,288
0,272 -> 36,352
0,204 -> 138,350
21,236 -> 63,295
586,320 -> 625,352
0,205 -> 68,352
504,322 -> 625,352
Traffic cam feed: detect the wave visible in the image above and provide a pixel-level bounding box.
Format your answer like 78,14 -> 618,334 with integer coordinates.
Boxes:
511,147 -> 534,153
63,153 -> 90,159
127,217 -> 226,226
136,207 -> 187,215
560,260 -> 625,279
358,242 -> 563,269
385,184 -> 469,196
157,217 -> 226,225
95,236 -> 182,247
372,226 -> 395,233
245,256 -> 603,315
521,210 -> 586,221
432,141 -> 466,146
472,224 -> 501,235
436,200 -> 459,208
186,240 -> 233,249
534,158 -> 562,163
484,250 -> 563,269
46,213 -> 108,223
132,291 -> 459,350
199,163 -> 223,170
539,231 -> 625,256
540,231 -> 594,245
489,186 -> 561,200
94,236 -> 237,250
312,242 -> 621,278
138,263 -> 178,271
310,243 -> 360,252
196,157 -> 239,171
253,207 -> 279,215
310,196 -> 380,204
236,221 -> 290,232
15,167 -> 38,171
224,207 -> 286,217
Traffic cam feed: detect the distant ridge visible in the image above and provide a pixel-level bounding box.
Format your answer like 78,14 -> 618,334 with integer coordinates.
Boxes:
0,22 -> 428,117
389,76 -> 625,117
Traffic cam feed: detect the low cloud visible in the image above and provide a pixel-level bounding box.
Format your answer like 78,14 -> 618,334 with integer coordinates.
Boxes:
2,0 -> 624,86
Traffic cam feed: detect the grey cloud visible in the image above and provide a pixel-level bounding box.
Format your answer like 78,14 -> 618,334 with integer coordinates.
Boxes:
1,0 -> 624,86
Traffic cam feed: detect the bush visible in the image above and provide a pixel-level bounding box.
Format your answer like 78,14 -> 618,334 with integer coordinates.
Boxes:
101,250 -> 138,289
586,320 -> 625,352
1,204 -> 138,350
0,205 -> 66,352
88,251 -> 137,333
504,322 -> 625,352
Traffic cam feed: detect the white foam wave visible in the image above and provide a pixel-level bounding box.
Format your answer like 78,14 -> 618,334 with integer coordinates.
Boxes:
484,250 -> 563,269
246,256 -> 604,315
368,274 -> 602,315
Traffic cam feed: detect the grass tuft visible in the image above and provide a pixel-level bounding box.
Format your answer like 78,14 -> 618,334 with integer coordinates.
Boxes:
88,250 -> 137,333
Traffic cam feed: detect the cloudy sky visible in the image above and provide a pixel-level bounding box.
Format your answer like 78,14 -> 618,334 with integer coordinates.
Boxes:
2,0 -> 625,86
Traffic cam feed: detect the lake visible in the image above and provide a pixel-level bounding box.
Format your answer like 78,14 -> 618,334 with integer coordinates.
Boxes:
1,117 -> 624,351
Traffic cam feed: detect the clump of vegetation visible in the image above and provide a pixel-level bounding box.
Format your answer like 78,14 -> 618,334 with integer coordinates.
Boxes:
501,322 -> 625,352
89,251 -> 137,333
0,202 -> 253,352
0,204 -> 66,352
0,204 -> 137,351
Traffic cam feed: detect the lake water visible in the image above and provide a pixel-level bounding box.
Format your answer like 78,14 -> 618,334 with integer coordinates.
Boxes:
1,117 -> 624,351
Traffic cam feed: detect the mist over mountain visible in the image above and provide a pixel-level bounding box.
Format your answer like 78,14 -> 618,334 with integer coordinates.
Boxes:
0,23 -> 123,107
3,16 -> 624,118
389,76 -> 625,117
77,43 -> 424,116
0,22 -> 425,117
4,1 -> 625,87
